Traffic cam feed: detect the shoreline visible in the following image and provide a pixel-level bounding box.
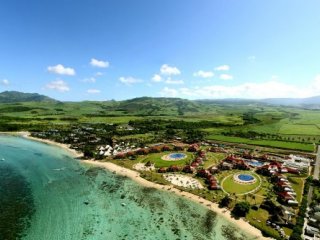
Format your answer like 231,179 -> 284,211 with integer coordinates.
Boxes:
83,160 -> 270,240
1,132 -> 271,239
0,131 -> 83,158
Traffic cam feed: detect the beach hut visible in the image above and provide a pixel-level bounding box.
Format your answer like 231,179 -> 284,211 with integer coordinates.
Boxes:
167,165 -> 180,172
191,161 -> 200,168
196,169 -> 211,178
188,144 -> 199,152
278,192 -> 295,202
161,145 -> 171,152
182,165 -> 195,173
158,167 -> 167,173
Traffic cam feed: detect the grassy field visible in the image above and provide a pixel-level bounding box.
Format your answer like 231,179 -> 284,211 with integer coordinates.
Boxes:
114,133 -> 155,142
287,177 -> 305,203
1,97 -> 320,153
221,172 -> 261,195
138,152 -> 194,168
247,208 -> 281,239
278,123 -> 320,135
207,135 -> 315,152
203,152 -> 226,168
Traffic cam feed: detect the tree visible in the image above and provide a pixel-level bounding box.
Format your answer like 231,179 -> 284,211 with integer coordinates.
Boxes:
232,201 -> 250,217
219,195 -> 231,208
289,230 -> 302,240
83,146 -> 94,158
252,194 -> 256,205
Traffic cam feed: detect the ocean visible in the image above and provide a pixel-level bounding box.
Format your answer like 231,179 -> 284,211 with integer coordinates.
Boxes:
0,135 -> 256,240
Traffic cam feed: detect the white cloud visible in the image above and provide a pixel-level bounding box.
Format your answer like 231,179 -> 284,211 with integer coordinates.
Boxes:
45,80 -> 70,92
165,78 -> 184,84
164,78 -> 320,99
214,65 -> 230,71
160,75 -> 320,99
152,74 -> 162,82
193,70 -> 214,78
95,72 -> 103,77
160,64 -> 181,76
47,64 -> 76,76
90,58 -> 109,68
119,76 -> 143,85
87,89 -> 101,94
159,87 -> 178,97
81,77 -> 96,83
1,79 -> 9,85
219,74 -> 233,80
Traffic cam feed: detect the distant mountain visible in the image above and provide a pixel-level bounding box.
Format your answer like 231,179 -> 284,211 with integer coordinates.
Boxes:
111,97 -> 202,116
0,91 -> 56,103
259,96 -> 320,106
1,90 -> 320,109
197,96 -> 320,107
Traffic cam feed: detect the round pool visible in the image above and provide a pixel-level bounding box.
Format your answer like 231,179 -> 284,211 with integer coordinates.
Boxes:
162,153 -> 187,161
233,173 -> 256,184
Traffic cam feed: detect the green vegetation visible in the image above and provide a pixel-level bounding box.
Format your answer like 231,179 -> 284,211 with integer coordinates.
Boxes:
207,135 -> 314,152
221,172 -> 261,195
138,152 -> 193,168
231,201 -> 250,217
203,152 -> 226,168
0,91 -> 55,103
288,177 -> 305,203
1,92 -> 320,153
289,177 -> 311,240
247,208 -> 281,239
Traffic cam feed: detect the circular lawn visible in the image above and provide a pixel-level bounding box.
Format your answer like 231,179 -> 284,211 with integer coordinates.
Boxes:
221,171 -> 261,195
140,152 -> 193,168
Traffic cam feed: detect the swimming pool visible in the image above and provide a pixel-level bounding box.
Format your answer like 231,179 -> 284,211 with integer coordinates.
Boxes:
233,173 -> 257,184
162,153 -> 187,161
245,160 -> 264,167
169,153 -> 186,159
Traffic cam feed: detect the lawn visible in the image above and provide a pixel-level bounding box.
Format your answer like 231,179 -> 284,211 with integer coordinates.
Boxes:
138,151 -> 194,168
287,176 -> 305,203
114,133 -> 155,142
247,208 -> 281,239
206,135 -> 314,152
221,172 -> 261,195
279,124 -> 320,136
203,152 -> 227,168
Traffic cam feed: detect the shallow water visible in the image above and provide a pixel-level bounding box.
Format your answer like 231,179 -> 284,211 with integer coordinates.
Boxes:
0,135 -> 257,240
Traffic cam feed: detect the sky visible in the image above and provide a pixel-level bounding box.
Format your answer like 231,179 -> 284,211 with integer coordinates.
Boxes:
1,0 -> 320,101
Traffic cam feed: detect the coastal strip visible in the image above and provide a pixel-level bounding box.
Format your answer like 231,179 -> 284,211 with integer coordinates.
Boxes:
82,160 -> 270,240
12,132 -> 271,240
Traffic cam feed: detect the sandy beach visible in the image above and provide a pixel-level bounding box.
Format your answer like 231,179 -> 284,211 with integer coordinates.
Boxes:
0,131 -> 83,158
82,159 -> 271,239
4,132 -> 270,239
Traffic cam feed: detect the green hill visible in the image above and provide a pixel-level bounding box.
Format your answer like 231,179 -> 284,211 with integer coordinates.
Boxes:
0,91 -> 56,103
113,97 -> 202,116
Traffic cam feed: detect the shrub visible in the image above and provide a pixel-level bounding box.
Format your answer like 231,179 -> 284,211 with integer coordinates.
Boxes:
232,201 -> 250,217
219,195 -> 231,208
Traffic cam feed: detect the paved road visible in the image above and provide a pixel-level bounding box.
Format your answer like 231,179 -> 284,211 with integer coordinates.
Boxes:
314,145 -> 320,180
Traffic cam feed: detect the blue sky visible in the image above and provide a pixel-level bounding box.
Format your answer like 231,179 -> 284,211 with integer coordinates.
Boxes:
1,0 -> 320,101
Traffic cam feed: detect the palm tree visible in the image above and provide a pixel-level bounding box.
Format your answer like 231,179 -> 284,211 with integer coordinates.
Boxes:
244,194 -> 248,202
252,194 -> 256,205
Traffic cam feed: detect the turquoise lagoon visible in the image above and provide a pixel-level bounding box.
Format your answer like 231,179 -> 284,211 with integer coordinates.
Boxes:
0,135 -> 257,240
